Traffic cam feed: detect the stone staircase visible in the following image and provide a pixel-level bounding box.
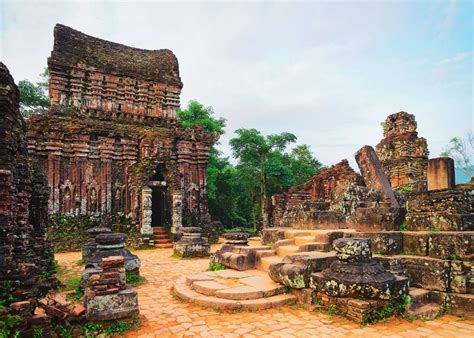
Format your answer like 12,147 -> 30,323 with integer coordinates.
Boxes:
406,288 -> 443,320
173,269 -> 296,311
255,229 -> 356,272
151,227 -> 173,248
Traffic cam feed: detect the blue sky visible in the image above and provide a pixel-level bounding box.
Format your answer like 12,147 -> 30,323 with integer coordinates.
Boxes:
1,0 -> 472,170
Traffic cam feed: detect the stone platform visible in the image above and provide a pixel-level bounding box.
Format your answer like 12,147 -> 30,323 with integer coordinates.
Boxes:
173,269 -> 296,311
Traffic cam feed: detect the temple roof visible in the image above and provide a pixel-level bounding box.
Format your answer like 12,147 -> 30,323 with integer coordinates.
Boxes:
49,24 -> 182,88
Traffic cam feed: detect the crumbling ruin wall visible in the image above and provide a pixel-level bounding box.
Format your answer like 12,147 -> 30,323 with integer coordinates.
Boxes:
269,160 -> 401,230
269,147 -> 405,231
27,25 -> 216,246
375,112 -> 428,189
0,63 -> 55,303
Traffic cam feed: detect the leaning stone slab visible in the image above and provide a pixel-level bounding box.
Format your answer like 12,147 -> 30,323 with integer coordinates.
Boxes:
355,145 -> 399,208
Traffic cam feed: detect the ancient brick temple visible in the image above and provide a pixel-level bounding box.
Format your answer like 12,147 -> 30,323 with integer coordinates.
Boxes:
0,63 -> 55,302
27,24 -> 216,242
375,112 -> 429,188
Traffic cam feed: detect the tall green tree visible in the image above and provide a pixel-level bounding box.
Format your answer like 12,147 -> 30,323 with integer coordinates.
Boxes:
177,100 -> 226,137
18,68 -> 50,118
230,129 -> 297,228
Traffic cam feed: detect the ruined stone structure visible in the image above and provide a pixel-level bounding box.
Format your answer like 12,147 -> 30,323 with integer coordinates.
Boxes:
0,63 -> 56,303
84,256 -> 139,320
375,111 -> 429,188
173,227 -> 210,258
269,157 -> 403,231
27,25 -> 216,243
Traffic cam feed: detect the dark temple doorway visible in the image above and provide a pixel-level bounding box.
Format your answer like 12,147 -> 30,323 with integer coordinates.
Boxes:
150,163 -> 169,227
151,187 -> 166,226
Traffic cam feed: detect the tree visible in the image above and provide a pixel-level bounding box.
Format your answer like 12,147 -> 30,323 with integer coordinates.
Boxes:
441,133 -> 473,180
230,129 -> 297,228
289,144 -> 323,184
177,100 -> 226,137
18,68 -> 50,118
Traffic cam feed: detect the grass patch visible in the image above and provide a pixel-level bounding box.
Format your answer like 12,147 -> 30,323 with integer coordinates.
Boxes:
76,259 -> 84,266
126,272 -> 146,287
223,227 -> 257,234
64,277 -> 83,303
208,261 -> 226,271
55,315 -> 140,337
399,221 -> 408,232
400,251 -> 415,256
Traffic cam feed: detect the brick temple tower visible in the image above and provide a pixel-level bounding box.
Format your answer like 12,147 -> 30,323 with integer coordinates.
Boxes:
27,24 -> 216,242
375,112 -> 429,188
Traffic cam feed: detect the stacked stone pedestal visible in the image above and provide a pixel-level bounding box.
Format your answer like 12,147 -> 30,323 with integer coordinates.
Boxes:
84,256 -> 139,321
82,232 -> 141,287
173,227 -> 210,258
82,226 -> 111,261
310,238 -> 409,323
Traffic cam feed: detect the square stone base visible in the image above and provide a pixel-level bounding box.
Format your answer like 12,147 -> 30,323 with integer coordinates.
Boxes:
85,287 -> 139,321
314,292 -> 390,323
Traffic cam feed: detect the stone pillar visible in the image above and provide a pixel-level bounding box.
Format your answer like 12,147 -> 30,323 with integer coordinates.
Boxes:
427,157 -> 455,191
171,192 -> 183,235
355,145 -> 399,207
140,186 -> 153,237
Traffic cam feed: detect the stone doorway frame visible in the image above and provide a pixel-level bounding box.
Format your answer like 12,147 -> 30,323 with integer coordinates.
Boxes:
140,181 -> 183,239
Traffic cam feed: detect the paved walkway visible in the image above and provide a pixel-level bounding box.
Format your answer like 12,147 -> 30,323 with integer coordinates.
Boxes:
56,248 -> 473,337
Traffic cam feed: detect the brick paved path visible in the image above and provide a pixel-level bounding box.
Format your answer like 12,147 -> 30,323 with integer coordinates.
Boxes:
56,248 -> 473,337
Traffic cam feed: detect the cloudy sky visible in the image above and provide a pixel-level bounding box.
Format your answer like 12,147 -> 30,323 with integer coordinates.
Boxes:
1,0 -> 472,168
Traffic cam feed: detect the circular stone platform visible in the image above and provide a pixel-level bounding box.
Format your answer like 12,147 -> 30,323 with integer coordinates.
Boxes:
173,269 -> 296,311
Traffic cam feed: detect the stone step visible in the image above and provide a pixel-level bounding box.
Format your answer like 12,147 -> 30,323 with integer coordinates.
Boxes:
408,288 -> 432,309
155,243 -> 173,249
283,230 -> 311,239
407,303 -> 442,320
153,234 -> 170,240
298,242 -> 331,252
154,238 -> 172,244
190,276 -> 285,300
257,255 -> 282,272
153,227 -> 167,233
255,250 -> 276,258
294,236 -> 317,246
277,245 -> 300,257
174,279 -> 295,311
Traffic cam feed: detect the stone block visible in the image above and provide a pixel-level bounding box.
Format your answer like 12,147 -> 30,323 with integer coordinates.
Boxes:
85,286 -> 139,321
427,157 -> 455,191
446,293 -> 474,318
428,232 -> 473,260
402,232 -> 428,256
262,228 -> 287,245
399,256 -> 450,291
349,232 -> 403,255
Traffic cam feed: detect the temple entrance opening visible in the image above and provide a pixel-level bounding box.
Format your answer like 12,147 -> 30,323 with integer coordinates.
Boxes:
149,163 -> 169,228
151,186 -> 167,227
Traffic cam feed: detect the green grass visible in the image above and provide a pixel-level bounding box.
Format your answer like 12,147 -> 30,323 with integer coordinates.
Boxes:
399,221 -> 409,232
208,261 -> 226,271
126,272 -> 146,287
223,227 -> 257,234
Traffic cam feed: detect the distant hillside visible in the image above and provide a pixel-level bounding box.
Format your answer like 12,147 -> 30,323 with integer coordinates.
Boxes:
455,166 -> 474,184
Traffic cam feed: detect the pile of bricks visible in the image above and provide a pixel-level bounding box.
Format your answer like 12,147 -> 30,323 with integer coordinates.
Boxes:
85,256 -> 126,297
84,255 -> 139,320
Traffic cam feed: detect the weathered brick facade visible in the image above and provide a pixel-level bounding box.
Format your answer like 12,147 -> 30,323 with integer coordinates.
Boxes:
27,25 -> 216,241
0,63 -> 55,302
